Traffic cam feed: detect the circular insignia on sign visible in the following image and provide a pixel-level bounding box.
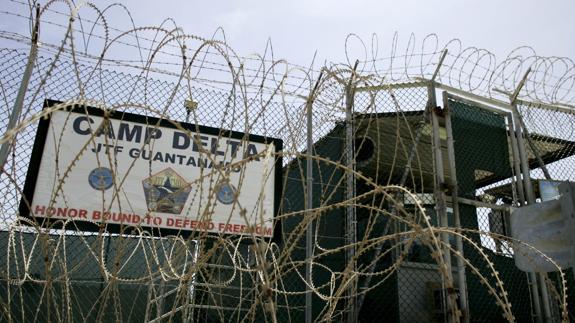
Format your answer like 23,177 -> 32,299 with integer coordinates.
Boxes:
216,182 -> 236,205
88,167 -> 114,191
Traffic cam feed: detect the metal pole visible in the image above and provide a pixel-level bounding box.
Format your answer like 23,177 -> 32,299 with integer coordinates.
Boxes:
0,4 -> 40,169
157,279 -> 166,319
506,115 -> 526,205
185,240 -> 201,322
538,274 -> 553,322
493,85 -> 551,180
513,107 -> 552,180
511,104 -> 547,322
443,92 -> 469,323
453,197 -> 510,211
429,85 -> 455,322
184,103 -> 199,323
305,91 -> 314,323
345,60 -> 359,323
305,71 -> 323,323
507,68 -> 552,322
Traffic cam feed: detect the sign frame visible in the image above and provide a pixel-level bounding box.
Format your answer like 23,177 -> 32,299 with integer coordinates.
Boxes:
19,99 -> 283,240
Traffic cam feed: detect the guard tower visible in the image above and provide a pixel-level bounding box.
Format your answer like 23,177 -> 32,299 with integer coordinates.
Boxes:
281,83 -> 575,322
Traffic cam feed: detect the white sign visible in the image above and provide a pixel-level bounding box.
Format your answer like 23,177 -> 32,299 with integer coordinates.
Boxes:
511,200 -> 572,272
511,181 -> 575,273
23,106 -> 280,237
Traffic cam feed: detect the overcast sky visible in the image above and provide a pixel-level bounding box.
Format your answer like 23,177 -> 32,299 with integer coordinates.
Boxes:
116,0 -> 575,67
1,0 -> 573,86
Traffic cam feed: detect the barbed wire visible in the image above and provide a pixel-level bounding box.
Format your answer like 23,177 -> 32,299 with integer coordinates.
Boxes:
0,1 -> 573,322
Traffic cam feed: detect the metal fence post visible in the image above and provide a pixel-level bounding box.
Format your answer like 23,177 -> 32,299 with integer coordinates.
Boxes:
0,4 -> 40,169
506,115 -> 526,205
505,68 -> 551,322
429,84 -> 456,322
506,113 -> 543,323
305,71 -> 323,323
511,103 -> 553,322
345,61 -> 359,323
493,87 -> 551,181
442,91 -> 469,323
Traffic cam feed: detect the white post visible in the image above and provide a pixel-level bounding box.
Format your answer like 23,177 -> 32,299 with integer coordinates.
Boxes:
0,4 -> 40,169
305,71 -> 323,323
506,114 -> 526,205
443,92 -> 469,323
345,61 -> 359,323
508,68 -> 551,322
429,85 -> 455,322
512,104 -> 553,322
